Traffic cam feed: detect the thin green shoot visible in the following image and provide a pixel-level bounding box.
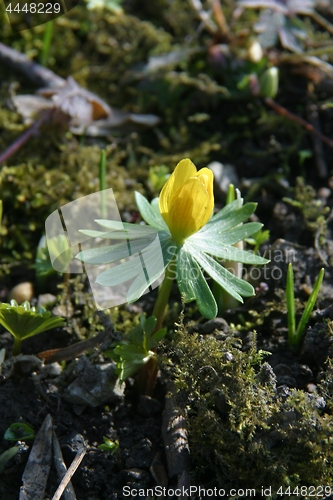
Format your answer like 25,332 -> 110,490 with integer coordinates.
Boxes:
0,447 -> 20,473
287,263 -> 324,349
286,263 -> 296,341
296,267 -> 324,339
99,150 -> 107,219
40,21 -> 54,67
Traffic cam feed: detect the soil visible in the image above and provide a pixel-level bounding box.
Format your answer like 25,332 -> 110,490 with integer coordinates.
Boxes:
1,1 -> 333,499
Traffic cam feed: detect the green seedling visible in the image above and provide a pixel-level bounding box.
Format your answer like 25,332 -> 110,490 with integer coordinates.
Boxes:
0,300 -> 65,356
287,263 -> 324,350
245,229 -> 270,255
106,314 -> 167,382
4,423 -> 35,441
98,437 -> 119,454
0,446 -> 20,473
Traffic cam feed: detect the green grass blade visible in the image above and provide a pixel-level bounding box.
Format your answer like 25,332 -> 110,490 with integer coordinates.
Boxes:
99,150 -> 107,219
286,263 -> 296,345
40,21 -> 54,67
295,268 -> 324,343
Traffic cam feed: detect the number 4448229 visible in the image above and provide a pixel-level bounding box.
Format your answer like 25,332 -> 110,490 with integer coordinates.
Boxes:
277,485 -> 332,497
6,3 -> 61,13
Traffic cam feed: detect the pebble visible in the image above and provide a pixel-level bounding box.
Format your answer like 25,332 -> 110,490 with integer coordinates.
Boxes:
8,282 -> 34,304
37,294 -> 57,308
200,317 -> 230,334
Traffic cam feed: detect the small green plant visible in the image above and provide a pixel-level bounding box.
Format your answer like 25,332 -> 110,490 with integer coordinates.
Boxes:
4,423 -> 35,441
0,447 -> 20,473
245,228 -> 270,255
106,314 -> 166,382
286,263 -> 324,350
0,300 -> 65,355
98,437 -> 119,454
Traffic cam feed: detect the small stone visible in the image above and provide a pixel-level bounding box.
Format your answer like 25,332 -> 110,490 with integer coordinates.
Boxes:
9,282 -> 34,304
201,317 -> 229,334
306,383 -> 317,393
317,187 -> 331,199
258,362 -> 277,387
37,294 -> 57,308
223,352 -> 235,363
64,356 -> 125,407
275,385 -> 291,400
307,393 -> 326,410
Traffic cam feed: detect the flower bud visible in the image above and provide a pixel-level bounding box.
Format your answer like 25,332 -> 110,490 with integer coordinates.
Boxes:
259,67 -> 279,98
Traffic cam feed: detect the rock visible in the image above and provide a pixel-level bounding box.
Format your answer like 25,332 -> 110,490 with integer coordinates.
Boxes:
223,351 -> 235,363
64,356 -> 125,407
9,282 -> 34,304
37,294 -> 57,308
258,362 -> 277,387
200,317 -> 229,334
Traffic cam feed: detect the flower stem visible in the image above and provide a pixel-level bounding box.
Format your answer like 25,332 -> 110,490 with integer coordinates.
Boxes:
152,258 -> 175,331
12,337 -> 22,356
137,258 -> 175,395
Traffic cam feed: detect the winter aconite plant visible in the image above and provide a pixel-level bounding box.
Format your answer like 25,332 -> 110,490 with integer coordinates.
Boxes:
77,159 -> 269,328
0,300 -> 65,355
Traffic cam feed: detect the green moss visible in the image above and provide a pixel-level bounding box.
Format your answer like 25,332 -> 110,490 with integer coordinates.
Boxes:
166,324 -> 333,492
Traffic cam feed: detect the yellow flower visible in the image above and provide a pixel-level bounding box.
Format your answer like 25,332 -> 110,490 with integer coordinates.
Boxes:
159,158 -> 214,244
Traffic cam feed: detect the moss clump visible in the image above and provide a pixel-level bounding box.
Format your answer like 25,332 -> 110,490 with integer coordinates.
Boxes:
166,326 -> 333,493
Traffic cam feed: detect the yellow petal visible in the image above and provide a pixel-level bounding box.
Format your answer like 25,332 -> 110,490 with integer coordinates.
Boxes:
167,176 -> 212,243
159,158 -> 197,218
195,167 -> 214,207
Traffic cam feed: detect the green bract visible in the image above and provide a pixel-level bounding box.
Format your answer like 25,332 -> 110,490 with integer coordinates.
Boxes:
0,300 -> 65,355
106,314 -> 167,382
77,191 -> 269,319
